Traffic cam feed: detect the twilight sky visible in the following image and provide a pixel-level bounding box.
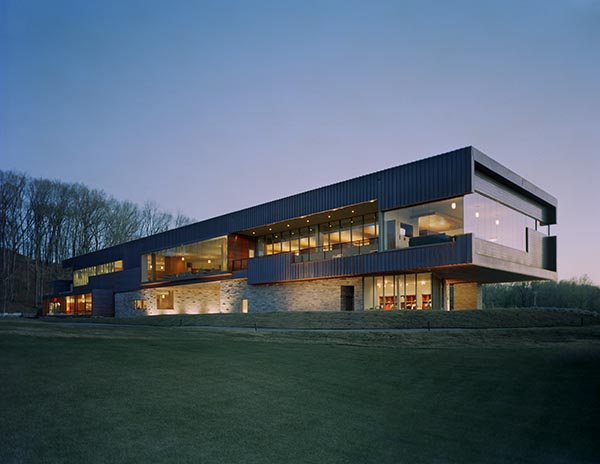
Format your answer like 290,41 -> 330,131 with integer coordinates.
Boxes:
1,0 -> 599,283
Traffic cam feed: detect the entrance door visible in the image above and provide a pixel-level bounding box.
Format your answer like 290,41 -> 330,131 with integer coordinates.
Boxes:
341,286 -> 354,311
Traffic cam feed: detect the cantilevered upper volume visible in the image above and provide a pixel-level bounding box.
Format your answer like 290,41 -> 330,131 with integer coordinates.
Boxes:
45,146 -> 557,316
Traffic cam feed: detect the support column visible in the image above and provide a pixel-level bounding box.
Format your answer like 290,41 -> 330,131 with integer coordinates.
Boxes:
453,282 -> 481,310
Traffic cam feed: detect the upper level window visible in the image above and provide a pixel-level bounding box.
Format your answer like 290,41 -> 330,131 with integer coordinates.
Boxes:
464,193 -> 536,251
383,198 -> 463,250
383,194 -> 538,252
73,260 -> 123,287
257,213 -> 378,261
141,236 -> 227,283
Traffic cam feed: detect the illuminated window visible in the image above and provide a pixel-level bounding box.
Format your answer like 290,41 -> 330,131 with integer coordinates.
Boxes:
73,260 -> 124,287
156,290 -> 174,310
134,299 -> 146,310
383,198 -> 463,250
141,236 -> 227,282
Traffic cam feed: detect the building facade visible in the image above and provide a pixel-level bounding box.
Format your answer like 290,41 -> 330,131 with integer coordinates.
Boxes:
44,147 -> 557,317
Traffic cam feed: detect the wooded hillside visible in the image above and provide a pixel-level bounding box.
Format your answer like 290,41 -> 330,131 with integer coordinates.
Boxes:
0,170 -> 193,311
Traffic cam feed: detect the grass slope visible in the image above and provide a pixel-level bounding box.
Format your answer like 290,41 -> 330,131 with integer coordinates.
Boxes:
1,319 -> 599,464
45,307 -> 600,330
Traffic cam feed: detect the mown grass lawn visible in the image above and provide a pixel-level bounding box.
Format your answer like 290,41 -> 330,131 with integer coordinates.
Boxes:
1,318 -> 599,464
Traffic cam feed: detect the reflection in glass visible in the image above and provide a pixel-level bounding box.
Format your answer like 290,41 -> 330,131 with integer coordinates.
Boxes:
464,193 -> 536,251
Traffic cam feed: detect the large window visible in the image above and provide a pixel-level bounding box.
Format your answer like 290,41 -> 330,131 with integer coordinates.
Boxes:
46,293 -> 92,315
142,236 -> 227,282
364,273 -> 437,310
74,260 -> 123,287
464,193 -> 536,251
257,213 -> 379,262
383,198 -> 463,250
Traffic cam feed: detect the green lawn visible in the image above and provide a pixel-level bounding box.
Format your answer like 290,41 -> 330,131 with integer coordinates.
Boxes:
1,318 -> 599,463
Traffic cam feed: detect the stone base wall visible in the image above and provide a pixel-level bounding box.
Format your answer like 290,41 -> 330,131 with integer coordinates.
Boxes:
115,282 -> 220,317
220,277 -> 363,313
115,289 -> 155,318
115,277 -> 364,317
453,282 -> 482,310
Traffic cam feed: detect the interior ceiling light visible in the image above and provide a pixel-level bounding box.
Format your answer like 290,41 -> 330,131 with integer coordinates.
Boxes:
495,219 -> 500,225
475,212 -> 480,218
451,202 -> 456,209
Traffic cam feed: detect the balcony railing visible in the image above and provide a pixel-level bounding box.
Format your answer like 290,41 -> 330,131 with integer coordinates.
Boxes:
292,238 -> 378,263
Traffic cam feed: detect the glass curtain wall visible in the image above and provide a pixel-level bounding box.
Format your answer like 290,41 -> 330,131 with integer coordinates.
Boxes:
74,260 -> 123,287
383,194 -> 539,252
258,213 -> 378,262
142,236 -> 227,282
364,273 -> 437,310
464,193 -> 536,251
383,197 -> 463,250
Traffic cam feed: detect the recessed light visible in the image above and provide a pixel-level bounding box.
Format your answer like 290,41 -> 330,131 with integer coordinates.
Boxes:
451,202 -> 456,209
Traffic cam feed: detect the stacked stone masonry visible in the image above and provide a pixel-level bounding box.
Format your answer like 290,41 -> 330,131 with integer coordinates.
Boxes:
115,277 -> 364,317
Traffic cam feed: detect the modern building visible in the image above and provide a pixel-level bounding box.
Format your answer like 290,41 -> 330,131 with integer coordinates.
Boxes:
44,147 -> 557,317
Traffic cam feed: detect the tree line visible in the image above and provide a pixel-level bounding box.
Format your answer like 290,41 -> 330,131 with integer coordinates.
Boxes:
482,275 -> 600,312
0,170 -> 193,311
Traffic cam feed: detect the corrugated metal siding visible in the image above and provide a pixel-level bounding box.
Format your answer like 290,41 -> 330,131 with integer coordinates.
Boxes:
64,147 -> 473,271
248,235 -> 473,284
73,268 -> 140,294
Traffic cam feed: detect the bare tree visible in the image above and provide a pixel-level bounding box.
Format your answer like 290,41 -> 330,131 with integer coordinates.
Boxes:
140,201 -> 173,237
0,172 -> 28,312
0,169 -> 196,311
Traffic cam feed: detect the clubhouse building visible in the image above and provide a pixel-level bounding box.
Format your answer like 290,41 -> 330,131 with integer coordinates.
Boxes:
44,147 -> 557,317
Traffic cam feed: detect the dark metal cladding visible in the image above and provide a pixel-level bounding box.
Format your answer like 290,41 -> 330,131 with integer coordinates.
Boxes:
91,289 -> 114,317
63,147 -> 474,271
247,235 -> 473,284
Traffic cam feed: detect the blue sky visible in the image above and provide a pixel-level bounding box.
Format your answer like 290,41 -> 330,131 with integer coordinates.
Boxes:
2,0 -> 599,283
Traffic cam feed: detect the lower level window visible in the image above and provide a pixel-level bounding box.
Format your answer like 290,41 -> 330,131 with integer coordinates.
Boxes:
134,299 -> 146,310
156,290 -> 174,309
